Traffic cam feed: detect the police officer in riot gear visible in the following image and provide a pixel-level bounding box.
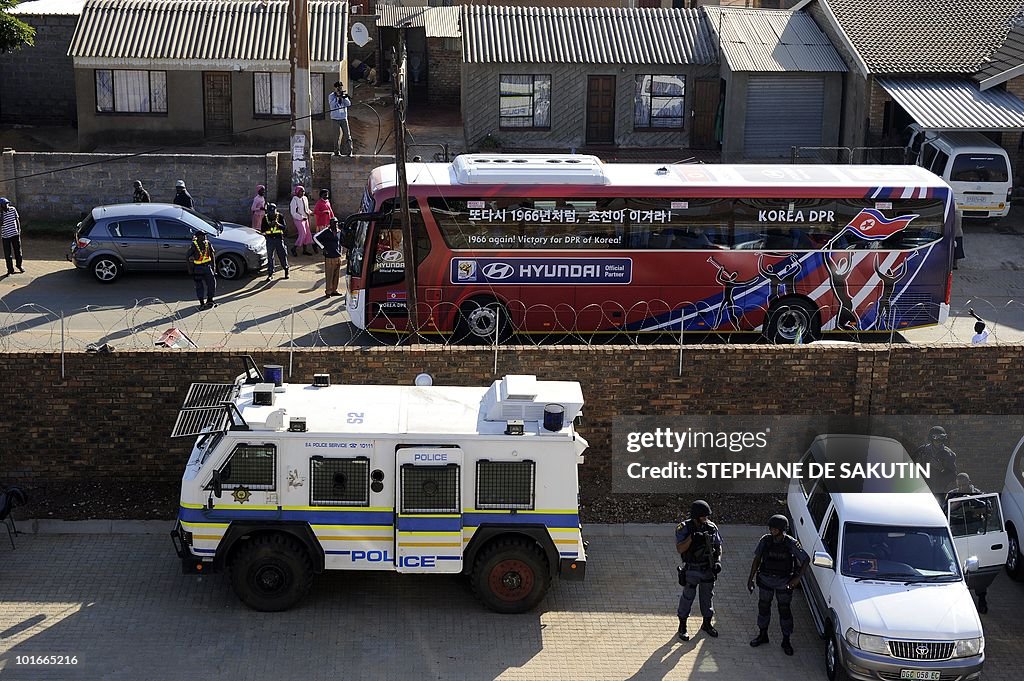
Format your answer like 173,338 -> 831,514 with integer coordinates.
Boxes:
676,499 -> 723,641
913,426 -> 959,497
747,514 -> 809,656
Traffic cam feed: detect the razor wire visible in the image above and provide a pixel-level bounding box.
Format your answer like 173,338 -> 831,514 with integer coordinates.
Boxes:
1,296 -> 1022,352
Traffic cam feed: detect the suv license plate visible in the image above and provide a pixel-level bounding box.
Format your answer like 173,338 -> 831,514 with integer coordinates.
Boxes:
900,671 -> 940,680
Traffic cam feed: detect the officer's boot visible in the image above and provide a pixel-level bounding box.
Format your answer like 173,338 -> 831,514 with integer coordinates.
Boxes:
749,629 -> 769,647
781,636 -> 794,656
677,617 -> 690,641
701,618 -> 719,638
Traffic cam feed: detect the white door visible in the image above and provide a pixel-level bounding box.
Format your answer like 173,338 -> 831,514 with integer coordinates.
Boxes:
395,447 -> 464,573
948,492 -> 1007,570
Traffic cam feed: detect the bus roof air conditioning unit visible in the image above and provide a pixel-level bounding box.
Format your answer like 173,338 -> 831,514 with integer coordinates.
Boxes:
453,154 -> 609,186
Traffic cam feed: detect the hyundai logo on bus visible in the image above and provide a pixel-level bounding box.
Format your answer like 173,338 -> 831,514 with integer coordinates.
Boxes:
451,257 -> 633,285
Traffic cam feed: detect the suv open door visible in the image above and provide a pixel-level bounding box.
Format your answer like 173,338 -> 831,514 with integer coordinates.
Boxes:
948,492 -> 1007,591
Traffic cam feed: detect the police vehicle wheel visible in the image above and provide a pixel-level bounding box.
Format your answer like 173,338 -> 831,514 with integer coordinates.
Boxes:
471,538 -> 550,614
455,298 -> 512,345
1007,528 -> 1024,581
230,534 -> 313,612
765,299 -> 818,344
91,256 -> 121,283
825,631 -> 848,681
216,254 -> 244,280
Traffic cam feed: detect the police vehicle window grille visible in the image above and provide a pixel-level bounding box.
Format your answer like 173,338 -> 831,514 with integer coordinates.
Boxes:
310,457 -> 370,506
475,460 -> 535,510
182,382 -> 239,409
401,464 -> 459,514
217,444 -> 275,490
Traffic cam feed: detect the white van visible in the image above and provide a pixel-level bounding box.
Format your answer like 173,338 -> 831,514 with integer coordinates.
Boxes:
904,124 -> 1012,219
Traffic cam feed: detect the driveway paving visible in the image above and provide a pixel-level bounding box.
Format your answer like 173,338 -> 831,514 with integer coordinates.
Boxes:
1,525 -> 1021,680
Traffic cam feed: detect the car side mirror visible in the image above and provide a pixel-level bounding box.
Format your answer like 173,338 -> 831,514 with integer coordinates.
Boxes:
964,556 -> 979,573
812,551 -> 834,570
211,469 -> 223,498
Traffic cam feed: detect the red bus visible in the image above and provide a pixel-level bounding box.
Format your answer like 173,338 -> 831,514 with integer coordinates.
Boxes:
345,155 -> 953,343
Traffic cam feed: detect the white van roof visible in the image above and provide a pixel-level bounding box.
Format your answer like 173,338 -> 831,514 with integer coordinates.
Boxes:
922,129 -> 1007,154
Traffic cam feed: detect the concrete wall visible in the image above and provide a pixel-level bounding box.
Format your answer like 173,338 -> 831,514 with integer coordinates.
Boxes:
0,14 -> 79,125
462,62 -> 719,151
1,150 -> 377,224
1,344 -> 1022,502
74,68 -> 344,152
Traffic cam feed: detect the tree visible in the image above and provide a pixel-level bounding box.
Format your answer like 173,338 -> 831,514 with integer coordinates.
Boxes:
0,0 -> 35,54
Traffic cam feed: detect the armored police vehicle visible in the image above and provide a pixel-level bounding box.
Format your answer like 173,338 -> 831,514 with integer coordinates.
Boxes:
170,360 -> 588,613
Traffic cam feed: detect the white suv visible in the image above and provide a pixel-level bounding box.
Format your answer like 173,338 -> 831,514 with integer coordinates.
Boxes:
788,435 -> 984,681
1000,434 -> 1024,580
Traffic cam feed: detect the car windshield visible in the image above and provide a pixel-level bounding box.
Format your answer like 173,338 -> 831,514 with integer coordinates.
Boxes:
181,207 -> 221,236
841,522 -> 961,581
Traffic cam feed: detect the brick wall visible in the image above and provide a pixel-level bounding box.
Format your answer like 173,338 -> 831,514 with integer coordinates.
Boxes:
427,37 -> 461,107
1,150 -> 382,224
0,14 -> 79,125
2,345 -> 1022,498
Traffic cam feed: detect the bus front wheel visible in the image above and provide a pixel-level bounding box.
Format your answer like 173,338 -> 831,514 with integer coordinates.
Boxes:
456,299 -> 512,344
765,299 -> 819,344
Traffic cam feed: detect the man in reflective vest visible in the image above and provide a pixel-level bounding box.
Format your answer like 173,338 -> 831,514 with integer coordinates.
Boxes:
261,203 -> 289,281
187,231 -> 217,310
676,499 -> 723,641
747,514 -> 809,655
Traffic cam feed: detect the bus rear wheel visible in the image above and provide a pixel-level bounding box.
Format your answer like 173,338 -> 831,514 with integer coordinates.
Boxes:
471,538 -> 550,613
456,298 -> 512,344
765,299 -> 819,344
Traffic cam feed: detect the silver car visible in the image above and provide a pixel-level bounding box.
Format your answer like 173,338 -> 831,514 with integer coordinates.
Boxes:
69,203 -> 268,283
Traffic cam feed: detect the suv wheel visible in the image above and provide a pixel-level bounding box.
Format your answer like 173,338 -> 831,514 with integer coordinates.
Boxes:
1007,528 -> 1024,581
91,256 -> 121,283
825,631 -> 848,681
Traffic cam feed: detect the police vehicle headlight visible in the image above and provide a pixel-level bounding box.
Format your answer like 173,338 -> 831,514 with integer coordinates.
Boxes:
845,629 -> 888,655
954,637 -> 984,658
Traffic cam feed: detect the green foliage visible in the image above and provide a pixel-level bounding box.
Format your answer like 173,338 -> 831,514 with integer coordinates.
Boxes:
1,0 -> 36,54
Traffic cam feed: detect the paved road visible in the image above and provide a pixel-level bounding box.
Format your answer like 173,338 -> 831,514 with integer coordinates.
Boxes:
0,525 -> 1021,680
3,218 -> 1024,349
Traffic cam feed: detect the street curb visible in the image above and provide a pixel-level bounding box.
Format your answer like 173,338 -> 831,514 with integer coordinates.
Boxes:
17,519 -> 764,536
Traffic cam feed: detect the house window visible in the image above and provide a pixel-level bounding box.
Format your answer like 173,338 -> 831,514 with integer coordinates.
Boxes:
634,75 -> 685,129
95,70 -> 167,114
499,74 -> 551,129
254,72 -> 325,117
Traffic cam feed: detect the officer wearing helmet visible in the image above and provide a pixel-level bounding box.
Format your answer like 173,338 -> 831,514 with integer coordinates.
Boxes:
132,180 -> 150,203
675,499 -> 723,641
172,179 -> 195,209
913,426 -> 958,496
747,514 -> 809,655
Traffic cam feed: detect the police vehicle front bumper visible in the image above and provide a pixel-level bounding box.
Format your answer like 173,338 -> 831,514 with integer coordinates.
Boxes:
170,520 -> 215,575
838,636 -> 983,681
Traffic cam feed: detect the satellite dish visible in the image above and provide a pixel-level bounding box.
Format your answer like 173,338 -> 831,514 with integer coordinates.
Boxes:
351,23 -> 371,47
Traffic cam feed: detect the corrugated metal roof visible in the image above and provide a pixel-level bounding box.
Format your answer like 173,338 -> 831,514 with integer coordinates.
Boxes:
877,76 -> 1024,130
69,0 -> 348,64
812,0 -> 1024,75
705,6 -> 845,73
9,0 -> 85,15
375,5 -> 460,37
461,6 -> 717,65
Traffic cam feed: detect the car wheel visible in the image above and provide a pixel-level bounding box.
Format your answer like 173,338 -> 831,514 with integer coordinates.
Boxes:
216,254 -> 244,281
229,534 -> 313,612
91,256 -> 121,283
1007,528 -> 1024,581
825,631 -> 849,681
470,538 -> 550,614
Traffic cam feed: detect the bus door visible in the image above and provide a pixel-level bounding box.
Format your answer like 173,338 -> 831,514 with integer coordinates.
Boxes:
395,447 -> 464,573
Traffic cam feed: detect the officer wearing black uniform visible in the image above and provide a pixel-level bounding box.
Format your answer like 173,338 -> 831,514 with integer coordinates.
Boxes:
747,514 -> 809,656
946,473 -> 992,614
913,426 -> 958,496
186,232 -> 216,310
261,203 -> 289,281
676,500 -> 723,641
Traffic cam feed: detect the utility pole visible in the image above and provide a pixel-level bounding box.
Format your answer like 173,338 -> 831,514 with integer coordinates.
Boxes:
392,26 -> 418,332
289,0 -> 313,191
